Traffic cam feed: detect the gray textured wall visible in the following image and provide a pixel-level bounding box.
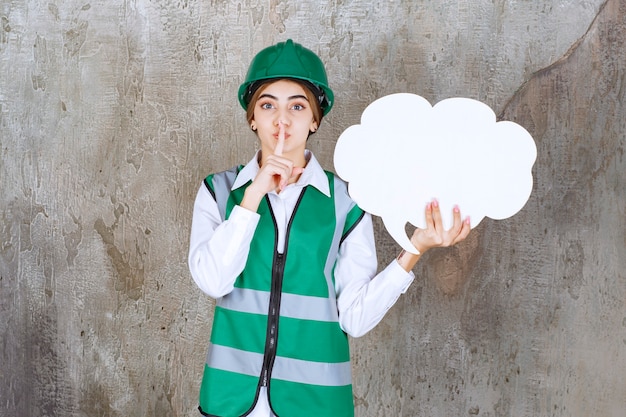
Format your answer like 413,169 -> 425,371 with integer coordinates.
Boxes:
1,0 -> 624,416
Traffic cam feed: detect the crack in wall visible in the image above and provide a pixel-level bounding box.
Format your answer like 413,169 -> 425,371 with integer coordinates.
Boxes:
499,0 -> 611,119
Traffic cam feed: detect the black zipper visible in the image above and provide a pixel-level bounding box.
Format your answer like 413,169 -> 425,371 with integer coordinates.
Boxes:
259,188 -> 307,389
261,251 -> 285,386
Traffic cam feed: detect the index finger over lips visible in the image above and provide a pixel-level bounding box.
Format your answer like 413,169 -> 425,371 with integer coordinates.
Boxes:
274,121 -> 285,156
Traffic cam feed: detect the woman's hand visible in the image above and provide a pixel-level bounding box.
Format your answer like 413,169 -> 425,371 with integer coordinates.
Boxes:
396,199 -> 471,272
410,199 -> 471,254
241,122 -> 303,212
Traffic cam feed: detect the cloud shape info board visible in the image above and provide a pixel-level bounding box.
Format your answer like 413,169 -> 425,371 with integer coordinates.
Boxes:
334,93 -> 537,254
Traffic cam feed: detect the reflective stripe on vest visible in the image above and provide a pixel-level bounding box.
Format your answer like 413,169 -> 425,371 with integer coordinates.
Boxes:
199,167 -> 364,417
218,287 -> 339,322
207,344 -> 352,387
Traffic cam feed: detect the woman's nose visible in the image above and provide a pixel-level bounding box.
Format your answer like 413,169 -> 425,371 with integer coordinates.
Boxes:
275,111 -> 290,126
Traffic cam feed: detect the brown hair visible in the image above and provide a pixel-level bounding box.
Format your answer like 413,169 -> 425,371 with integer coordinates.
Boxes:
245,79 -> 323,130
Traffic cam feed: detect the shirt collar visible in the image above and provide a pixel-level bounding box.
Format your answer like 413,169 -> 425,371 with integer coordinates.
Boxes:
232,150 -> 331,197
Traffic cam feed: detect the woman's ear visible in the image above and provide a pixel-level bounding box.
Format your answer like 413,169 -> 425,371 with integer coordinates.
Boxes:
250,121 -> 257,131
310,121 -> 318,133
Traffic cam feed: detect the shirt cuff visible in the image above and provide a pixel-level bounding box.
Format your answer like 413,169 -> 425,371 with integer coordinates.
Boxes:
221,205 -> 260,266
384,260 -> 415,294
230,204 -> 261,224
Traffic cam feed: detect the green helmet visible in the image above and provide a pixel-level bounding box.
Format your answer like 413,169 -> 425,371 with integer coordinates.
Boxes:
238,39 -> 334,115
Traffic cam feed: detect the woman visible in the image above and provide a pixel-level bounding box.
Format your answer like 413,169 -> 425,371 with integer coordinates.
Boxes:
188,39 -> 471,417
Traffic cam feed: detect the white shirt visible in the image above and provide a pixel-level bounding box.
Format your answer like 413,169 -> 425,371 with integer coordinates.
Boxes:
188,150 -> 414,416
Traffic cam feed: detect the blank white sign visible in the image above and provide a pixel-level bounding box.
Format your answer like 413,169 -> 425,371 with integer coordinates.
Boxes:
334,93 -> 537,254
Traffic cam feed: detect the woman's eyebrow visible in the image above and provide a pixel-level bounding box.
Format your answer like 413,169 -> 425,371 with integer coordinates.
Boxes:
259,93 -> 309,101
259,93 -> 277,100
288,94 -> 309,101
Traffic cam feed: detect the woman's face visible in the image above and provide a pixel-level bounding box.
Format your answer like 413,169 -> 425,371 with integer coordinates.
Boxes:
251,79 -> 318,161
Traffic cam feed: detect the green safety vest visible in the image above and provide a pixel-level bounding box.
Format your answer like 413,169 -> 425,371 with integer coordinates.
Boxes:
198,166 -> 364,417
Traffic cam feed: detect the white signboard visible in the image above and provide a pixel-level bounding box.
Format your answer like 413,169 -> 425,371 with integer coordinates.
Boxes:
334,93 -> 537,254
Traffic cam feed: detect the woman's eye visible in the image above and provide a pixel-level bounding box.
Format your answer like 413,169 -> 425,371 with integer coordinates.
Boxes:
291,104 -> 305,111
260,102 -> 273,110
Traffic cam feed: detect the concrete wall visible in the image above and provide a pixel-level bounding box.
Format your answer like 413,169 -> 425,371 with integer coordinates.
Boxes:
1,0 -> 624,416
